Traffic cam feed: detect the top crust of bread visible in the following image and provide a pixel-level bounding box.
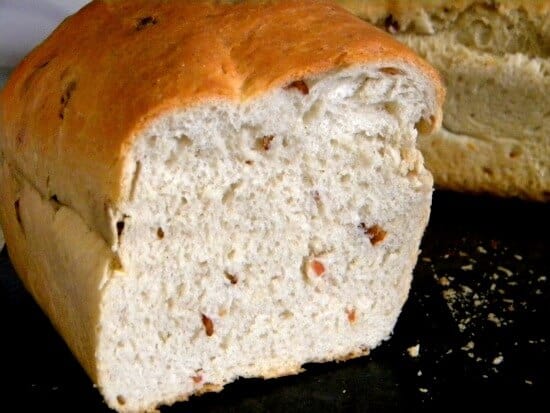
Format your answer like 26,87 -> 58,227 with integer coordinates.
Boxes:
0,1 -> 443,232
340,0 -> 550,33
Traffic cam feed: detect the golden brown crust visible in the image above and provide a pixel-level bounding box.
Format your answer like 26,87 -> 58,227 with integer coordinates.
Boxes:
0,0 -> 443,227
338,0 -> 550,31
0,163 -> 113,381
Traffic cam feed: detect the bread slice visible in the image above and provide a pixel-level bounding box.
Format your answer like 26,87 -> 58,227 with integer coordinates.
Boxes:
0,1 -> 443,411
339,0 -> 550,200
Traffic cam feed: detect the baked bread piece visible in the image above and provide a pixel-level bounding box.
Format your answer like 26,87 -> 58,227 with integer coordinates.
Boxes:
339,0 -> 550,200
0,1 -> 443,411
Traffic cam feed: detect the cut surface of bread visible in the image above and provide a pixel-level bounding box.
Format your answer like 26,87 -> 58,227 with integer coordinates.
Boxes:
340,0 -> 550,200
0,1 -> 443,412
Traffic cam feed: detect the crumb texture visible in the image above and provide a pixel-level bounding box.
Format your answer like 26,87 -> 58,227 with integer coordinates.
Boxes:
96,66 -> 433,411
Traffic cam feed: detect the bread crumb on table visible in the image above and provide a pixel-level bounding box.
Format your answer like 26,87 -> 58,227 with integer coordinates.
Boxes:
438,276 -> 450,286
492,355 -> 504,365
497,266 -> 514,277
487,312 -> 502,327
407,344 -> 420,358
461,341 -> 475,351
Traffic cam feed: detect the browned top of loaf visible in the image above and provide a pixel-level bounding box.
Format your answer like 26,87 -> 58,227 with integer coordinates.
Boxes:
0,0 -> 443,205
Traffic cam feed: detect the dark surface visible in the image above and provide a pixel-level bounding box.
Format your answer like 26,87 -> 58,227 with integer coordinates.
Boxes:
0,191 -> 548,412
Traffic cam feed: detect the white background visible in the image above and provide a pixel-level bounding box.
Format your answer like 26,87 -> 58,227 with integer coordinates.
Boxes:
0,0 -> 88,86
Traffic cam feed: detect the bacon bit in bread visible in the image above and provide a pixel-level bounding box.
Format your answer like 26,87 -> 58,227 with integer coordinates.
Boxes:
358,223 -> 387,245
157,227 -> 165,239
346,308 -> 357,324
224,272 -> 238,284
192,375 -> 203,384
284,80 -> 309,95
257,135 -> 274,151
380,67 -> 403,75
201,314 -> 214,336
311,260 -> 325,276
367,225 -> 387,245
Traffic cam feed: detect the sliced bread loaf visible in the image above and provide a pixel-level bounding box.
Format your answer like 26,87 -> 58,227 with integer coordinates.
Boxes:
0,1 -> 443,411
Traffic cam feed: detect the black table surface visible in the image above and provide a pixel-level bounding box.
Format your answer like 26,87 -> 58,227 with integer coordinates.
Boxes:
1,191 -> 548,412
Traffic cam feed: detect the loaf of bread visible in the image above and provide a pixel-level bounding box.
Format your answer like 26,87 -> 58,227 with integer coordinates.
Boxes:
0,1 -> 443,411
339,0 -> 550,200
